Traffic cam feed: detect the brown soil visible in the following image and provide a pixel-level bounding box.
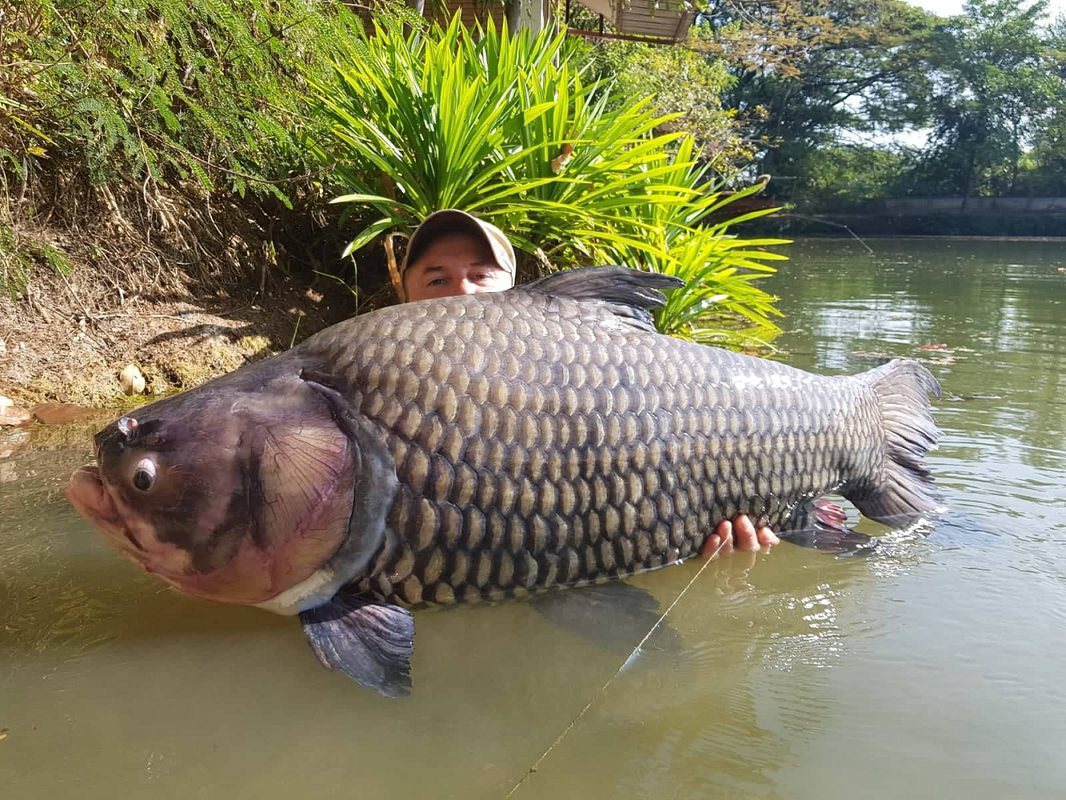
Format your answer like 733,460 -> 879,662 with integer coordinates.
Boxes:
0,278 -> 354,408
0,174 -> 398,409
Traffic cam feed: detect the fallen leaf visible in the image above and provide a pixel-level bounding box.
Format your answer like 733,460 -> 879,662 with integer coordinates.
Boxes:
30,403 -> 100,425
917,343 -> 948,350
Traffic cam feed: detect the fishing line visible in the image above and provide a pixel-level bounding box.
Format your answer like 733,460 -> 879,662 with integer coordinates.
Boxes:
503,537 -> 727,798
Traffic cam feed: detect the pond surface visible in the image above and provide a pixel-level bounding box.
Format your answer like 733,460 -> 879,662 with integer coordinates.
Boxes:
2,238 -> 1065,798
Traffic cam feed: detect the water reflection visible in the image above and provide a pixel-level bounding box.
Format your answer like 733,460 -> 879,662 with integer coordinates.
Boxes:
773,240 -> 1066,471
505,546 -> 876,799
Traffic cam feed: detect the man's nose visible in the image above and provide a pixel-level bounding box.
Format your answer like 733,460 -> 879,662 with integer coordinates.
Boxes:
456,279 -> 482,295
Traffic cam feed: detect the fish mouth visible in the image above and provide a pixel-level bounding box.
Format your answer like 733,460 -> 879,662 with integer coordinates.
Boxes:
65,464 -> 271,602
65,465 -> 149,559
66,465 -> 119,526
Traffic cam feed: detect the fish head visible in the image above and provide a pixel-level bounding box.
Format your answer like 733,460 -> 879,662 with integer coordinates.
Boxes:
66,373 -> 357,606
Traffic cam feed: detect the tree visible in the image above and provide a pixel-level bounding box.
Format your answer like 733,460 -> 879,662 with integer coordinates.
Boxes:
696,0 -> 938,180
792,143 -> 915,211
1009,10 -> 1066,195
580,27 -> 753,175
909,0 -> 1064,200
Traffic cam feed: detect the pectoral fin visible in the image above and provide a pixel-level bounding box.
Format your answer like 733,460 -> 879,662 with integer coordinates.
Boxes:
299,589 -> 415,697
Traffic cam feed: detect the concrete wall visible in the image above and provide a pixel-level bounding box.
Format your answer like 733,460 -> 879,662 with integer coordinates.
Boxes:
882,197 -> 1066,214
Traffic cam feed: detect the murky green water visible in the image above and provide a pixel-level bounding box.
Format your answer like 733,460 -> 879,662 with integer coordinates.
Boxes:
2,238 -> 1064,798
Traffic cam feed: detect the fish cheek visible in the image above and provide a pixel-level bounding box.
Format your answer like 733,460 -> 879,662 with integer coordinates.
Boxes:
143,461 -> 263,576
122,399 -> 261,566
190,441 -> 270,574
175,412 -> 354,583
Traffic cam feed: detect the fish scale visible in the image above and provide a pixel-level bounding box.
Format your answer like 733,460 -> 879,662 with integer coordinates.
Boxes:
310,286 -> 884,607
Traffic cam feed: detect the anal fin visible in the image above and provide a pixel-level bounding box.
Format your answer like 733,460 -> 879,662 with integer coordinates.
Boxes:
782,499 -> 876,556
299,588 -> 415,697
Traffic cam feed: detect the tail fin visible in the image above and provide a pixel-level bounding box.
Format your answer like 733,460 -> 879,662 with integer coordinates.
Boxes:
846,359 -> 944,525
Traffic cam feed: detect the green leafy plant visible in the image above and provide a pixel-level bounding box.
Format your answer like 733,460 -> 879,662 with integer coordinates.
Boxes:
311,13 -> 787,347
588,137 -> 788,347
2,1 -> 369,201
0,0 -> 379,298
311,14 -> 694,257
579,28 -> 753,175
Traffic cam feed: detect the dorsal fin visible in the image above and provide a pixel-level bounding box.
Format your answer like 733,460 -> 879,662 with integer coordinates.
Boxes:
518,266 -> 683,332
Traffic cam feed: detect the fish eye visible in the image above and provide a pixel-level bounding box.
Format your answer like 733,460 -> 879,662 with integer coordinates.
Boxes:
132,458 -> 157,492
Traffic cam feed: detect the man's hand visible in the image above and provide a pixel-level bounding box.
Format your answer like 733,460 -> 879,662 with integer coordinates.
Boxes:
701,515 -> 780,559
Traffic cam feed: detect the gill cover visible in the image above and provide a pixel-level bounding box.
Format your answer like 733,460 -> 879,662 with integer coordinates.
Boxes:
86,366 -> 375,606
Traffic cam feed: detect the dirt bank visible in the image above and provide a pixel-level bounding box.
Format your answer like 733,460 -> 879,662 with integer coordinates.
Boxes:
0,275 -> 363,409
0,167 -> 403,411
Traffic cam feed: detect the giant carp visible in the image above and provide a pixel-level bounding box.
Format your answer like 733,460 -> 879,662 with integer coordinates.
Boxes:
66,266 -> 942,695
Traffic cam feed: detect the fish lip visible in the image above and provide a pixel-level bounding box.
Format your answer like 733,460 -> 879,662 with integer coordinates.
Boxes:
66,465 -> 135,551
66,465 -> 112,518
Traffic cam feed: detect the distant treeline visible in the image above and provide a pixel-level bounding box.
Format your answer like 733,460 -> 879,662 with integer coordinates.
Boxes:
760,212 -> 1066,238
586,0 -> 1066,214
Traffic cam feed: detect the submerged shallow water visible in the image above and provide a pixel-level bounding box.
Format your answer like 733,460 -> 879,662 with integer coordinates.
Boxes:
2,238 -> 1064,798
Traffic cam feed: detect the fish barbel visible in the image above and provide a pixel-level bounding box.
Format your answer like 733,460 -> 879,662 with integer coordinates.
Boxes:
66,267 -> 942,695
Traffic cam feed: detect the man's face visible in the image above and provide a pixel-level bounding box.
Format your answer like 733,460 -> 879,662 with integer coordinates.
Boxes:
404,231 -> 513,302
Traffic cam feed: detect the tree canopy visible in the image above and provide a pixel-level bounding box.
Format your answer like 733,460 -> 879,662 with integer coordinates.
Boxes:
584,0 -> 1066,207
903,0 -> 1066,199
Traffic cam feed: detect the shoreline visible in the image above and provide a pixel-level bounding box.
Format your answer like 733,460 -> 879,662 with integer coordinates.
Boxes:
0,276 -> 356,411
787,233 -> 1066,243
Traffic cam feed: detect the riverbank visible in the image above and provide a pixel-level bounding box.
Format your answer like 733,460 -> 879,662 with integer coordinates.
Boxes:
0,155 -> 391,413
0,272 -> 356,411
5,232 -> 1064,418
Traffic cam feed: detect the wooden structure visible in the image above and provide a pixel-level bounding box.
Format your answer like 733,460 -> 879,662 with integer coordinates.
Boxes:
428,0 -> 509,27
565,0 -> 696,45
427,0 -> 697,45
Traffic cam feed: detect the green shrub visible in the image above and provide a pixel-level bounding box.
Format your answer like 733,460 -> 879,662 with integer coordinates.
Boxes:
579,29 -> 753,176
594,138 -> 787,347
0,0 -> 370,202
312,14 -> 786,347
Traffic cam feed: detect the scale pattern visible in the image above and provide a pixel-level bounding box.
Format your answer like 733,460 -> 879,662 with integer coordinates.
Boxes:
304,289 -> 887,606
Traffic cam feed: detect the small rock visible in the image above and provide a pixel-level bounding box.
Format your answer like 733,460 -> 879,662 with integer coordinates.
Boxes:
0,428 -> 30,458
0,395 -> 12,409
30,403 -> 99,425
0,462 -> 17,483
120,364 -> 146,395
0,405 -> 34,428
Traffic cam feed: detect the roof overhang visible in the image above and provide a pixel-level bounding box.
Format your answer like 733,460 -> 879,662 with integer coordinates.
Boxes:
569,0 -> 695,44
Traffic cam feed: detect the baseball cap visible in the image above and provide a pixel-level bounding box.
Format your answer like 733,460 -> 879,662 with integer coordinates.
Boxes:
399,209 -> 516,295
